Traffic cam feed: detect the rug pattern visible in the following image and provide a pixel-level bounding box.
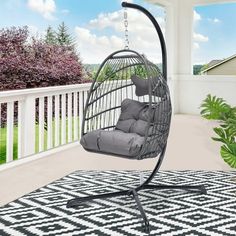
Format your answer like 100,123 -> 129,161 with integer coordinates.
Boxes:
0,170 -> 236,236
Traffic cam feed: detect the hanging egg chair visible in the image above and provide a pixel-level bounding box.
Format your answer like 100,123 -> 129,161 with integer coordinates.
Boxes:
80,49 -> 171,160
67,2 -> 206,233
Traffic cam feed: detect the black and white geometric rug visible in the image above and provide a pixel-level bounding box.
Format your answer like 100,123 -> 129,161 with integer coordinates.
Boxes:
0,170 -> 236,236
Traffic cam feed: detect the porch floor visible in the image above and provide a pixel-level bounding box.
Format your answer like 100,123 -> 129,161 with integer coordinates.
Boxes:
0,115 -> 231,206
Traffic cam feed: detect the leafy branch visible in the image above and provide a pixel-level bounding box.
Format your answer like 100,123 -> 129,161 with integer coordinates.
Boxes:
200,94 -> 236,168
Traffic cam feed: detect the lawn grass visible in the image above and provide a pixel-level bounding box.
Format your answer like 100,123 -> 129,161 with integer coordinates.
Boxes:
0,117 -> 80,165
0,126 -> 18,164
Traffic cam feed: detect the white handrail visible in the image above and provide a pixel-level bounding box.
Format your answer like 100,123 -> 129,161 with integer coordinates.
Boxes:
0,83 -> 92,103
0,83 -> 91,165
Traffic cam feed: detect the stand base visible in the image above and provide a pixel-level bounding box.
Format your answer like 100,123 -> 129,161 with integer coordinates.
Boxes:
67,184 -> 206,233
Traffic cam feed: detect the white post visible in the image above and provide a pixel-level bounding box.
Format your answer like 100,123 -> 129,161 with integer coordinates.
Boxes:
47,95 -> 53,149
18,101 -> 23,159
21,95 -> 35,157
54,95 -> 60,146
67,93 -> 72,142
6,102 -> 14,162
61,94 -> 66,145
176,0 -> 193,75
161,0 -> 194,113
176,0 -> 194,113
73,92 -> 78,140
38,97 -> 45,152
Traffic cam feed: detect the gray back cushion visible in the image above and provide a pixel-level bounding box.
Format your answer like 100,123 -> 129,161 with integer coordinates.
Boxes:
80,98 -> 170,157
115,99 -> 149,136
118,98 -> 145,120
116,98 -> 169,136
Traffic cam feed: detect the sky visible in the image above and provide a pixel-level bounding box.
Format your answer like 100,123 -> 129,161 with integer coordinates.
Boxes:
194,3 -> 236,64
0,0 -> 236,65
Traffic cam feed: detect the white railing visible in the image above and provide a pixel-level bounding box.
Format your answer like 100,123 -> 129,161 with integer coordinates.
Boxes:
1,75 -> 235,167
0,83 -> 91,165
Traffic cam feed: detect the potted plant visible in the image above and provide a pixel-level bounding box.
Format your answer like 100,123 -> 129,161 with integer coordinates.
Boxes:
200,94 -> 236,169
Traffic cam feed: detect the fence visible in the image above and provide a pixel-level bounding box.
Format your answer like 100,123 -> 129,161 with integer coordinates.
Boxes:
0,83 -> 91,165
1,75 -> 236,166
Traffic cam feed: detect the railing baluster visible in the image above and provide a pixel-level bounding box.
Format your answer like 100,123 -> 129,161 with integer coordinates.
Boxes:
18,101 -> 23,159
67,93 -> 72,143
54,95 -> 60,147
84,91 -> 88,111
79,92 -> 83,139
47,96 -> 53,149
22,96 -> 35,157
61,94 -> 66,145
73,92 -> 78,140
39,97 -> 45,152
0,83 -> 91,166
6,102 -> 14,163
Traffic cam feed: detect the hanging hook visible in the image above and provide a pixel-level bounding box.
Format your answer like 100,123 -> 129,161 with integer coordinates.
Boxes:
123,3 -> 129,49
121,1 -> 167,80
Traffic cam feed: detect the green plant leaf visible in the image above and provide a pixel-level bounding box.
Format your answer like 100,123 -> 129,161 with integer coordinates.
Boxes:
212,127 -> 229,144
200,94 -> 236,169
200,94 -> 231,120
224,118 -> 236,138
212,137 -> 225,143
221,144 -> 236,168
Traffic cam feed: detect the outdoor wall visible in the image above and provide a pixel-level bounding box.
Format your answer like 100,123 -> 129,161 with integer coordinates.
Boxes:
176,75 -> 236,114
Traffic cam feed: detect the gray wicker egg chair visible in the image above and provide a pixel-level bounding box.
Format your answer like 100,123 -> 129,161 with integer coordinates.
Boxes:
67,2 -> 206,233
80,49 -> 171,160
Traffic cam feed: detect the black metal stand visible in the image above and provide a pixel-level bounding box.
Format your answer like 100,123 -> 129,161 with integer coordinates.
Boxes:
67,2 -> 207,234
67,147 -> 206,234
67,182 -> 206,234
130,189 -> 150,233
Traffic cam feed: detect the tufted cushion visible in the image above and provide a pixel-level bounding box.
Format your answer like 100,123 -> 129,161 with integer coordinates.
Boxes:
116,98 -> 170,136
118,98 -> 146,120
115,98 -> 150,136
80,130 -> 100,151
98,130 -> 144,156
116,119 -> 136,133
80,98 -> 170,158
80,130 -> 144,157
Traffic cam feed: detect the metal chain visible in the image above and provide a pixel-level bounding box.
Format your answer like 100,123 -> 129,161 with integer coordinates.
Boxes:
123,6 -> 129,49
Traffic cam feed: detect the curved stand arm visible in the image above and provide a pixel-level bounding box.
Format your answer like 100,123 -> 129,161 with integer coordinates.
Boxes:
121,2 -> 167,80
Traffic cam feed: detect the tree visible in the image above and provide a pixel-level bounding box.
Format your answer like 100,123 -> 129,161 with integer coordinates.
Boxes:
0,26 -> 88,91
193,64 -> 204,75
57,22 -> 74,47
0,26 -> 90,126
200,64 -> 208,74
45,26 -> 56,45
134,65 -> 148,78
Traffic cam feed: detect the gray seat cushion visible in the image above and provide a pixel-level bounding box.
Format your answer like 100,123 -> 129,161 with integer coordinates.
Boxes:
80,130 -> 144,157
80,98 -> 170,157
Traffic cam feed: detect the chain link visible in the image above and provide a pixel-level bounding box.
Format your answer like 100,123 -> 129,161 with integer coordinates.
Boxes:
123,6 -> 129,49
